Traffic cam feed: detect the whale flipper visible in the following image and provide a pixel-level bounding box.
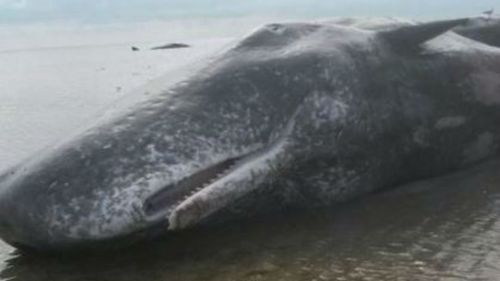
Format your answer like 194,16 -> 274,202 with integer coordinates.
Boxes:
380,18 -> 469,51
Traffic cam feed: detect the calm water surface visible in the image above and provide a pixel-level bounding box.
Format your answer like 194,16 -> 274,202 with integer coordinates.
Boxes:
0,160 -> 499,281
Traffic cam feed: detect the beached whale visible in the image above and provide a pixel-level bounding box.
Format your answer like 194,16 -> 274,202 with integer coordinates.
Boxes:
0,17 -> 499,252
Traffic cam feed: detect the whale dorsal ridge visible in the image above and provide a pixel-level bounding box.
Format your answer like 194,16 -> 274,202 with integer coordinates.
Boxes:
380,18 -> 469,51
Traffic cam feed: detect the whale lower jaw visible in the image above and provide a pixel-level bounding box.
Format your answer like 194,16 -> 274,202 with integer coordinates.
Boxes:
167,137 -> 289,230
143,111 -> 297,231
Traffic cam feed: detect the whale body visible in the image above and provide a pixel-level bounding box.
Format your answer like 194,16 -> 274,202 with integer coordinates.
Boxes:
0,18 -> 499,252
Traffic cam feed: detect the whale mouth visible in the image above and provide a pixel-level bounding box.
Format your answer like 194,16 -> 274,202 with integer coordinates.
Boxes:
143,155 -> 248,221
143,111 -> 297,229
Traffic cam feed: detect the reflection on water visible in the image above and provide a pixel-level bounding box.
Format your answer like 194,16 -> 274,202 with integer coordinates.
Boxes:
1,160 -> 500,281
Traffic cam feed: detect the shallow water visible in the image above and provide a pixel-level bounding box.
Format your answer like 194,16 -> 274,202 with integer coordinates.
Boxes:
0,38 -> 232,172
0,159 -> 499,281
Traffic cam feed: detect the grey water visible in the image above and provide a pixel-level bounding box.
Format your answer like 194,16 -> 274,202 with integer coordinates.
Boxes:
1,159 -> 499,281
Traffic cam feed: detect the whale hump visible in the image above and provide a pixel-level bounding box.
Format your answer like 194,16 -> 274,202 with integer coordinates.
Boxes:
380,18 -> 469,51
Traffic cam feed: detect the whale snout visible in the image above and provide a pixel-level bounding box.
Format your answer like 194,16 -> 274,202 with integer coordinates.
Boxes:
0,165 -> 147,251
0,155 -> 242,250
0,179 -> 48,251
0,173 -> 58,250
0,197 -> 18,246
0,138 -> 258,251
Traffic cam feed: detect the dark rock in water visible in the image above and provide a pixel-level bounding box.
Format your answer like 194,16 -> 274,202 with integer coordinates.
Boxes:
131,46 -> 140,51
151,43 -> 190,50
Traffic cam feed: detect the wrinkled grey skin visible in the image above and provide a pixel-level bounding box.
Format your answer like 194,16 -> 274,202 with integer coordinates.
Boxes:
0,18 -> 500,252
